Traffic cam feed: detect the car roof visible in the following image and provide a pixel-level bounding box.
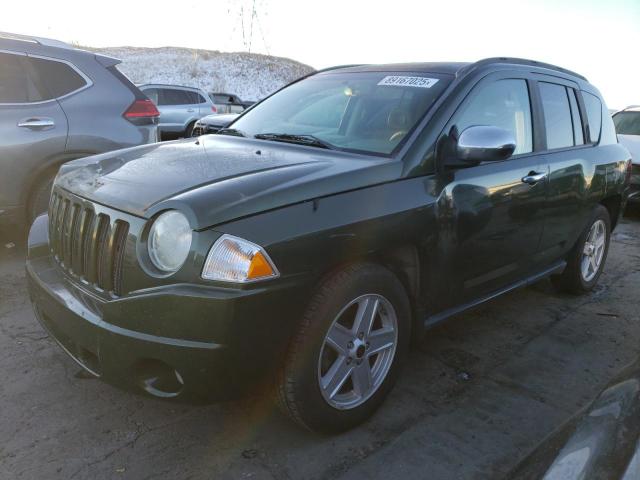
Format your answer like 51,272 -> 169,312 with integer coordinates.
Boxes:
139,84 -> 205,92
319,57 -> 588,83
0,31 -> 121,68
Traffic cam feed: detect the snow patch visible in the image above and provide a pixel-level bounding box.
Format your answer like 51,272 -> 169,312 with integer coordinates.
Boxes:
93,46 -> 314,102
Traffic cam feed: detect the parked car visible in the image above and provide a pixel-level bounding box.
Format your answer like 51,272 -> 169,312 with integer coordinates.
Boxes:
0,32 -> 159,226
613,106 -> 640,204
191,113 -> 239,136
139,84 -> 215,138
209,92 -> 253,114
26,58 -> 631,433
508,359 -> 640,479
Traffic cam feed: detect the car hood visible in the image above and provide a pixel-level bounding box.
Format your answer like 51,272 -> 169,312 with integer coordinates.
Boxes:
618,134 -> 640,164
55,136 -> 400,229
197,113 -> 239,127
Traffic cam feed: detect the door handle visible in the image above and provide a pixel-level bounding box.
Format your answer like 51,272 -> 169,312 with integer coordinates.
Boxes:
17,118 -> 55,130
521,171 -> 547,185
186,108 -> 195,112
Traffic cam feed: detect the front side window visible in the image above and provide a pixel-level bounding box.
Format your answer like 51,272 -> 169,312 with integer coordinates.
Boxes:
582,92 -> 602,143
539,82 -> 574,150
613,111 -> 640,136
453,78 -> 533,155
230,71 -> 451,155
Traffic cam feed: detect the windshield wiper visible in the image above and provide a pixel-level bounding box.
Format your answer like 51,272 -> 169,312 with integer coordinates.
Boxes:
217,128 -> 246,137
254,133 -> 335,150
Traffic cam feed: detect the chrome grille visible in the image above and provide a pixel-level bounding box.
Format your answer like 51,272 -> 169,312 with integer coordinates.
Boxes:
49,191 -> 129,296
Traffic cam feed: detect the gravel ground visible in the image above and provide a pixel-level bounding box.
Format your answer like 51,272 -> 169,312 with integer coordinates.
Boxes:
1,210 -> 639,480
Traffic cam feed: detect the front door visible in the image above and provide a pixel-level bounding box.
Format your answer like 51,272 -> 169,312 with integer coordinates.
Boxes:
439,76 -> 548,302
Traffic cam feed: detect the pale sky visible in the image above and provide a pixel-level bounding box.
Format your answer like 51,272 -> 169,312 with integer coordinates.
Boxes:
2,0 -> 639,109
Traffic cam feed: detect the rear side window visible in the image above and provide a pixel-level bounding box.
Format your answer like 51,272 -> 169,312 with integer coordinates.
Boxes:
26,56 -> 87,99
567,89 -> 584,145
453,79 -> 533,155
195,93 -> 208,104
0,52 -> 30,103
0,52 -> 45,103
582,92 -> 602,143
539,82 -> 574,149
613,111 -> 640,136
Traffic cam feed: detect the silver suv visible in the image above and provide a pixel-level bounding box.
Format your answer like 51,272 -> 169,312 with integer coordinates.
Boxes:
0,32 -> 159,226
139,84 -> 216,138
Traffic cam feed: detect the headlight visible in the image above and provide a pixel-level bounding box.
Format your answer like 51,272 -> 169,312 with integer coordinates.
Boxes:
202,234 -> 279,283
148,210 -> 192,273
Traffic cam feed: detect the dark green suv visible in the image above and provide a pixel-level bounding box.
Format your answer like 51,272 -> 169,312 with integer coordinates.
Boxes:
26,58 -> 632,432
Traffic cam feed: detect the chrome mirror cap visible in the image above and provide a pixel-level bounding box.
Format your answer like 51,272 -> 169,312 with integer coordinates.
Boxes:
456,125 -> 517,163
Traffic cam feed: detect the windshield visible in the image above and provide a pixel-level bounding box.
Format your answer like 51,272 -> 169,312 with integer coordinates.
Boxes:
230,71 -> 451,155
613,111 -> 640,136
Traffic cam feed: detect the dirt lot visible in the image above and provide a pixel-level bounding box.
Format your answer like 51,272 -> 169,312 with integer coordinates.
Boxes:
1,211 -> 639,480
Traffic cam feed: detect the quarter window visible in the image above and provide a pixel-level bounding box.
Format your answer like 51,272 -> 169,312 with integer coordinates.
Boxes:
582,92 -> 602,143
453,79 -> 533,155
539,82 -> 574,150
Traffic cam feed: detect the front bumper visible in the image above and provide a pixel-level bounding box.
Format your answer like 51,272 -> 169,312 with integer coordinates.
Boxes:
26,216 -> 309,402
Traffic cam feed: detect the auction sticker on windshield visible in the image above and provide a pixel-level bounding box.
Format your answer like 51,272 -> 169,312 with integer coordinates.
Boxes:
377,76 -> 439,88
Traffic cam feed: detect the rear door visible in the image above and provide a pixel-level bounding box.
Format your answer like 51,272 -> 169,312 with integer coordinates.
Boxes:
441,73 -> 549,302
533,78 -> 592,265
0,50 -> 68,211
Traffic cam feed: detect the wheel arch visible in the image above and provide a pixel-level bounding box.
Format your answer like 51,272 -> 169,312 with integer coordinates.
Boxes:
22,150 -> 99,212
600,194 -> 622,231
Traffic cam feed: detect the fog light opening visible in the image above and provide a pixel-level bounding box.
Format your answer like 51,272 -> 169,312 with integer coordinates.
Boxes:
134,359 -> 184,398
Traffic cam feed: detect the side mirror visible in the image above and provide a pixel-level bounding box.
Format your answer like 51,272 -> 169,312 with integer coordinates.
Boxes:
455,125 -> 516,164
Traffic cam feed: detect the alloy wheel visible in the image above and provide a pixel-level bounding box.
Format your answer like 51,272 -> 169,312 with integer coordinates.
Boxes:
581,219 -> 607,282
317,294 -> 398,410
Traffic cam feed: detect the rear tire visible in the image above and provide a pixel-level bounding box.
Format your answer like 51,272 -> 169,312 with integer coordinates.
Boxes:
276,263 -> 411,433
551,205 -> 611,294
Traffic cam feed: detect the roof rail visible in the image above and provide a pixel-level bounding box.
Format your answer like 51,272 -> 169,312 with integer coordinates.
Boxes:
0,31 -> 72,50
462,57 -> 588,81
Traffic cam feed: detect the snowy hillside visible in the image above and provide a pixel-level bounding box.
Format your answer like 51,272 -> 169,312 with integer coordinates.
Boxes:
92,47 -> 314,102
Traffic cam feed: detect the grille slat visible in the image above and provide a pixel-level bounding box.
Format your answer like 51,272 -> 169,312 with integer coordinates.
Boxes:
48,191 -> 129,296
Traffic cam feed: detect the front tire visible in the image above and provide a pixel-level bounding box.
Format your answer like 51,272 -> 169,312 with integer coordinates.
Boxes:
552,205 -> 611,294
185,121 -> 196,138
28,172 -> 55,225
276,263 -> 411,433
